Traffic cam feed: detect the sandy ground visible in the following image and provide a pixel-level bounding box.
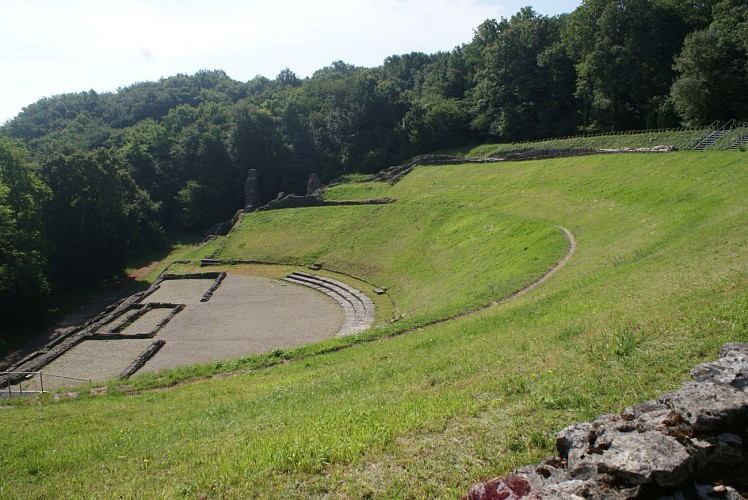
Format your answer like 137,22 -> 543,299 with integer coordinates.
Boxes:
13,339 -> 155,392
117,307 -> 176,336
144,279 -> 215,305
139,274 -> 344,373
3,274 -> 345,393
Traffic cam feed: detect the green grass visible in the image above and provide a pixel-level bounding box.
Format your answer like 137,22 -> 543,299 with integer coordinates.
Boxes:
1,151 -> 746,498
216,203 -> 565,328
459,128 -> 714,157
322,181 -> 393,201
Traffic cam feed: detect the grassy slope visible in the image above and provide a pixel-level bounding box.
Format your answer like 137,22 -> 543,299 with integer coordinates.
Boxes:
457,128 -> 712,156
215,200 -> 566,328
1,152 -> 747,498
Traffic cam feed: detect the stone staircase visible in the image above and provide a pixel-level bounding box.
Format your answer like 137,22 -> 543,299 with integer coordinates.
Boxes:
693,119 -> 736,150
692,128 -> 729,150
282,272 -> 374,336
728,133 -> 748,150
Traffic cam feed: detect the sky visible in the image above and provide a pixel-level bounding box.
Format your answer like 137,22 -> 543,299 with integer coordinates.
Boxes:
1,0 -> 582,124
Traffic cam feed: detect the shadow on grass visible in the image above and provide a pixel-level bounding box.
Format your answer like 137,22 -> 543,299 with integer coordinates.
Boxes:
0,231 -> 202,369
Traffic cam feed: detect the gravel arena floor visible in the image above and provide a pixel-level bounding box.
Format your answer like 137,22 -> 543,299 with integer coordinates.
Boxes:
15,274 -> 345,391
138,274 -> 344,373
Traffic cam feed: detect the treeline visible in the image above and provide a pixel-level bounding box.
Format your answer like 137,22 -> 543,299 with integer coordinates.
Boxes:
0,0 -> 746,329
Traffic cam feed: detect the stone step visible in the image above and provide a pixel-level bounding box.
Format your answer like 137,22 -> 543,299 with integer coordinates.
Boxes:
282,276 -> 359,334
291,271 -> 374,322
294,274 -> 375,328
282,272 -> 374,335
728,133 -> 748,150
284,274 -> 364,320
283,279 -> 360,335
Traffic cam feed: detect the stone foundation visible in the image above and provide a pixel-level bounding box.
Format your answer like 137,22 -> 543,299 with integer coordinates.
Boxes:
467,343 -> 748,499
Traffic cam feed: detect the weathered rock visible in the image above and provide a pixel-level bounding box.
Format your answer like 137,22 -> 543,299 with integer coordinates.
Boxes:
710,433 -> 744,466
556,422 -> 593,466
513,461 -> 570,493
589,431 -> 692,487
244,168 -> 260,210
719,343 -> 748,358
694,483 -> 745,500
659,381 -> 748,432
466,473 -> 532,499
687,437 -> 717,471
540,479 -> 641,499
691,352 -> 748,390
539,478 -> 593,499
466,343 -> 748,499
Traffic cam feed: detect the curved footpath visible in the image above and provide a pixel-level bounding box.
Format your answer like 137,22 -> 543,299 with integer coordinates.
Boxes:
407,225 -> 576,333
489,225 -> 576,307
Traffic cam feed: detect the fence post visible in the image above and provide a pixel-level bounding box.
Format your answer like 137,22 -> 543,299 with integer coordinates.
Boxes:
6,374 -> 10,398
39,371 -> 44,394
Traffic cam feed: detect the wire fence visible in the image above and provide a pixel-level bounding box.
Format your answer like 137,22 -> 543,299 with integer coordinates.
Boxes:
1,371 -> 92,397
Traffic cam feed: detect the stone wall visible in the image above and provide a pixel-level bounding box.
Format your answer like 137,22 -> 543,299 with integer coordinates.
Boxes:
467,343 -> 748,499
255,194 -> 394,211
1,273 -> 225,387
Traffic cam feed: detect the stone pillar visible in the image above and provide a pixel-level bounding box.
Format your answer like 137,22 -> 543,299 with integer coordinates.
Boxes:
244,169 -> 259,211
307,173 -> 323,196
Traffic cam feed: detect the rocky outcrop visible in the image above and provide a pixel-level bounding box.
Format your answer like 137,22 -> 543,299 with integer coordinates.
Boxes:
467,343 -> 748,499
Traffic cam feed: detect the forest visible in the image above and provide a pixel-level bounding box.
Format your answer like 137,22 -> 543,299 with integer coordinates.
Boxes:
0,0 -> 746,334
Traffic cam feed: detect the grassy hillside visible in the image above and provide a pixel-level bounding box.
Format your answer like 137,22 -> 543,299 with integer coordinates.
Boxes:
1,152 -> 746,497
214,202 -> 566,329
456,127 -> 717,156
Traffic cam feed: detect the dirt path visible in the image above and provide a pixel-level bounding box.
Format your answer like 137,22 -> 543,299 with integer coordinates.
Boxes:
405,225 -> 577,332
128,260 -> 161,280
489,225 -> 577,305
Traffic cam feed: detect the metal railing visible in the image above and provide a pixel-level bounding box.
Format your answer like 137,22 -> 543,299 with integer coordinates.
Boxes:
1,371 -> 92,397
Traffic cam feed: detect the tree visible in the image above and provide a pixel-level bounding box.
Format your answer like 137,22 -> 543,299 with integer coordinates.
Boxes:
565,0 -> 689,131
42,148 -> 162,286
671,0 -> 748,123
275,68 -> 302,88
467,8 -> 577,140
0,138 -> 50,327
230,102 -> 297,201
177,123 -> 240,228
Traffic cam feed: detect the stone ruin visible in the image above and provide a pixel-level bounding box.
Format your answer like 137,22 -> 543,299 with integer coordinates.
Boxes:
244,168 -> 260,211
307,173 -> 324,196
467,342 -> 748,499
204,170 -> 393,238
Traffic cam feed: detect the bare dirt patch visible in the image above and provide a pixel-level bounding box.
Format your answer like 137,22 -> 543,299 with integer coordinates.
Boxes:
128,260 -> 161,280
